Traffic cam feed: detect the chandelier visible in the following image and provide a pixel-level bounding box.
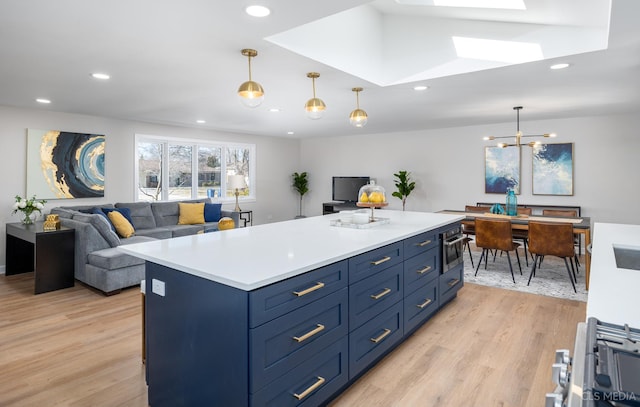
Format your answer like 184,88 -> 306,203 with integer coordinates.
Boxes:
484,106 -> 556,147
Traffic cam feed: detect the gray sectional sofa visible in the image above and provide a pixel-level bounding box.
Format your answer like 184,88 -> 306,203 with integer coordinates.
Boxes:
50,199 -> 240,295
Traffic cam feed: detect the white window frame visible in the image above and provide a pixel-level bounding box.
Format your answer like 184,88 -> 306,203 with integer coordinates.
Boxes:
134,134 -> 256,204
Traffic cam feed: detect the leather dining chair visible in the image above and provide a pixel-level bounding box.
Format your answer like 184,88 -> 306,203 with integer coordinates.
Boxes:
542,209 -> 581,270
512,207 -> 533,266
474,217 -> 522,283
527,221 -> 577,293
461,205 -> 491,269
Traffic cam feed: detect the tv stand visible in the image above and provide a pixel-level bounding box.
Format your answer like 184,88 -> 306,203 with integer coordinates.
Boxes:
322,201 -> 359,215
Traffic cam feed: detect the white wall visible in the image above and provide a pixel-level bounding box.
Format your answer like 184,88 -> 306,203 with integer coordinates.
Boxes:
0,105 -> 301,269
300,113 -> 640,227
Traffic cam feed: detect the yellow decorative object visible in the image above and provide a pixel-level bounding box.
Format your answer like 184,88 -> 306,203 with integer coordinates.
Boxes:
218,217 -> 235,231
178,203 -> 205,225
107,211 -> 135,238
43,214 -> 61,230
359,192 -> 369,203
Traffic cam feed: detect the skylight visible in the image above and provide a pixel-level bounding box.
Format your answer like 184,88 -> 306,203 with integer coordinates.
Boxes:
433,0 -> 526,9
453,36 -> 543,64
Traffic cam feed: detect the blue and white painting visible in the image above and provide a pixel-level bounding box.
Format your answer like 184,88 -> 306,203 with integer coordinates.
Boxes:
27,129 -> 105,199
485,146 -> 520,194
532,143 -> 573,195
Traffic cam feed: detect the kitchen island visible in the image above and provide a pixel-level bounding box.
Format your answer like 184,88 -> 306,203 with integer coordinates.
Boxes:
120,210 -> 464,407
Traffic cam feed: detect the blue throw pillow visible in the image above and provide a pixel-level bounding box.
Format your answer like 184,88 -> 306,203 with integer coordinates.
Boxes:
102,207 -> 135,228
91,207 -> 115,232
204,203 -> 222,223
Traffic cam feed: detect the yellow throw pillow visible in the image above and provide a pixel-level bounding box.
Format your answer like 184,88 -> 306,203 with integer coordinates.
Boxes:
107,211 -> 135,238
178,202 -> 205,225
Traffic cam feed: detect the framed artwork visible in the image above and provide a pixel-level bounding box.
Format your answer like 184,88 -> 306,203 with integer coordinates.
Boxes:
27,129 -> 105,199
485,146 -> 520,194
532,142 -> 574,195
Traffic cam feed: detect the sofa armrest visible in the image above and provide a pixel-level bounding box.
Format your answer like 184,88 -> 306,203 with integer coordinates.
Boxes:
221,210 -> 241,228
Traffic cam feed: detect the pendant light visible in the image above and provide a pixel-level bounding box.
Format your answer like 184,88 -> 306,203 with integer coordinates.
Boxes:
237,49 -> 264,108
304,72 -> 326,119
349,87 -> 368,127
484,106 -> 557,147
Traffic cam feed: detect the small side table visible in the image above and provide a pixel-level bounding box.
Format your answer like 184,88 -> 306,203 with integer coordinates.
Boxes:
238,210 -> 253,227
5,222 -> 75,294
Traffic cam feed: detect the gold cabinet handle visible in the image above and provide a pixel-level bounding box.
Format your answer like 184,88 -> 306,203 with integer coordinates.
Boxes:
370,287 -> 391,300
417,265 -> 432,274
370,256 -> 391,266
370,328 -> 392,343
417,239 -> 432,247
448,278 -> 460,287
417,298 -> 433,309
293,376 -> 326,400
293,282 -> 325,297
293,324 -> 325,343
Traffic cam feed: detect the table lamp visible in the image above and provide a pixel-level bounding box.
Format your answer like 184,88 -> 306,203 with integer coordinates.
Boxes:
228,175 -> 246,212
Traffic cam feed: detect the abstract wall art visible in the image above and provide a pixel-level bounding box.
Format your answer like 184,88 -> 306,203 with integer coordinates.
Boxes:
27,129 -> 105,199
485,145 -> 520,194
532,142 -> 574,195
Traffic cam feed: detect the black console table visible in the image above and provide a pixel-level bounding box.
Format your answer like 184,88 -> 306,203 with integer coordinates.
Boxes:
322,201 -> 359,215
5,222 -> 75,294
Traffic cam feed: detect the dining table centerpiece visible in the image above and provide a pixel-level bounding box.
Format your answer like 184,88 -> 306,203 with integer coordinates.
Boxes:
12,194 -> 47,225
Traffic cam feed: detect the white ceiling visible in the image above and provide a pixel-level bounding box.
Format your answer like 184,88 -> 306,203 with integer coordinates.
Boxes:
0,0 -> 638,139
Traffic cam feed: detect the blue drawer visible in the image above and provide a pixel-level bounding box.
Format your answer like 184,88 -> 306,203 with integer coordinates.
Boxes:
439,263 -> 464,307
403,230 -> 439,259
348,242 -> 403,283
250,288 -> 348,392
404,278 -> 439,334
349,263 -> 403,330
403,246 -> 439,294
349,301 -> 403,379
249,260 -> 348,328
251,337 -> 349,407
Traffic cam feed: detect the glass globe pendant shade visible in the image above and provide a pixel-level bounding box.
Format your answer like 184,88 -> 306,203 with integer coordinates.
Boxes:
349,108 -> 368,127
238,80 -> 264,108
305,97 -> 326,119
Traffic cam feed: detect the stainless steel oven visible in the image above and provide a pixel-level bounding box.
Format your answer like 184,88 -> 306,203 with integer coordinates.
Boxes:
441,224 -> 464,273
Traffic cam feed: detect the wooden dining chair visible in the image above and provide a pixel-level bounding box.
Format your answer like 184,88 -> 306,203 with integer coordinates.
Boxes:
527,221 -> 577,293
474,218 -> 521,283
461,205 -> 491,269
542,209 -> 581,270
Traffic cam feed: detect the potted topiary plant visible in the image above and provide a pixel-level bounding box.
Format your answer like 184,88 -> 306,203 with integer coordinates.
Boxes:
392,170 -> 416,211
292,172 -> 309,218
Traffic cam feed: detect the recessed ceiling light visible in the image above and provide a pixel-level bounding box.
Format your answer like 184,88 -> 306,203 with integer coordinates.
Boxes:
245,5 -> 270,17
36,98 -> 51,104
91,73 -> 110,80
287,131 -> 294,135
196,120 -> 206,124
413,85 -> 429,91
550,63 -> 570,70
269,108 -> 281,113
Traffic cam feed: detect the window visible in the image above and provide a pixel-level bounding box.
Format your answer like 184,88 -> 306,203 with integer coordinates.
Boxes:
136,135 -> 255,203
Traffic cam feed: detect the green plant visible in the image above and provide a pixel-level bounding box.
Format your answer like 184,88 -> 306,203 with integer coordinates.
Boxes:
391,170 -> 415,211
292,172 -> 309,218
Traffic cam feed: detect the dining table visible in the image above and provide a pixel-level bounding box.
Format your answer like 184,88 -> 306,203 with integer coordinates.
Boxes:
440,210 -> 592,290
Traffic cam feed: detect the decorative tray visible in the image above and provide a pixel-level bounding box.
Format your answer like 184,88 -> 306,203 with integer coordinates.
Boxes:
330,217 -> 390,229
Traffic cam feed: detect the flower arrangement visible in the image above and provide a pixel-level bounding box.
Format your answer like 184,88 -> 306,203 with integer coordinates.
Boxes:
12,195 -> 47,224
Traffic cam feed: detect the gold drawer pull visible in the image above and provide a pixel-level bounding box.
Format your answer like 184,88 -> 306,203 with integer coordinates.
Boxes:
370,328 -> 392,343
417,298 -> 433,309
448,278 -> 460,287
293,376 -> 326,400
293,324 -> 325,343
370,287 -> 391,300
370,256 -> 391,266
417,265 -> 432,274
293,282 -> 325,297
417,239 -> 432,247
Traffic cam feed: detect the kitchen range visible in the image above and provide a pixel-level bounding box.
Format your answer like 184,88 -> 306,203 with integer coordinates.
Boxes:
546,223 -> 640,407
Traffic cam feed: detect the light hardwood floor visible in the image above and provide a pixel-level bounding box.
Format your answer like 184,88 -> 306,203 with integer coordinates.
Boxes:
0,273 -> 585,407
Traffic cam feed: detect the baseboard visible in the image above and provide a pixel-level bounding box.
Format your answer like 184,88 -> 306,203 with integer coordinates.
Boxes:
0,265 -> 5,275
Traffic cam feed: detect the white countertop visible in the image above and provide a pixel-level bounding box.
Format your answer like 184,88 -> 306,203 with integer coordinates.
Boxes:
587,222 -> 640,328
119,210 -> 464,291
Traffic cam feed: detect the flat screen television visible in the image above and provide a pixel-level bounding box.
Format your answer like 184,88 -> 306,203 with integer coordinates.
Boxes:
332,176 -> 370,203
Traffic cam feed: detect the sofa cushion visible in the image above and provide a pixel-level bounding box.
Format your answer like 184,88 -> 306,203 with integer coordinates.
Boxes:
108,211 -> 136,238
152,199 -> 208,227
91,207 -> 115,231
115,202 -> 156,230
72,213 -> 121,248
204,203 -> 222,222
178,202 -> 205,225
161,224 -> 204,237
88,248 -> 145,270
134,228 -> 173,239
102,207 -> 135,226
